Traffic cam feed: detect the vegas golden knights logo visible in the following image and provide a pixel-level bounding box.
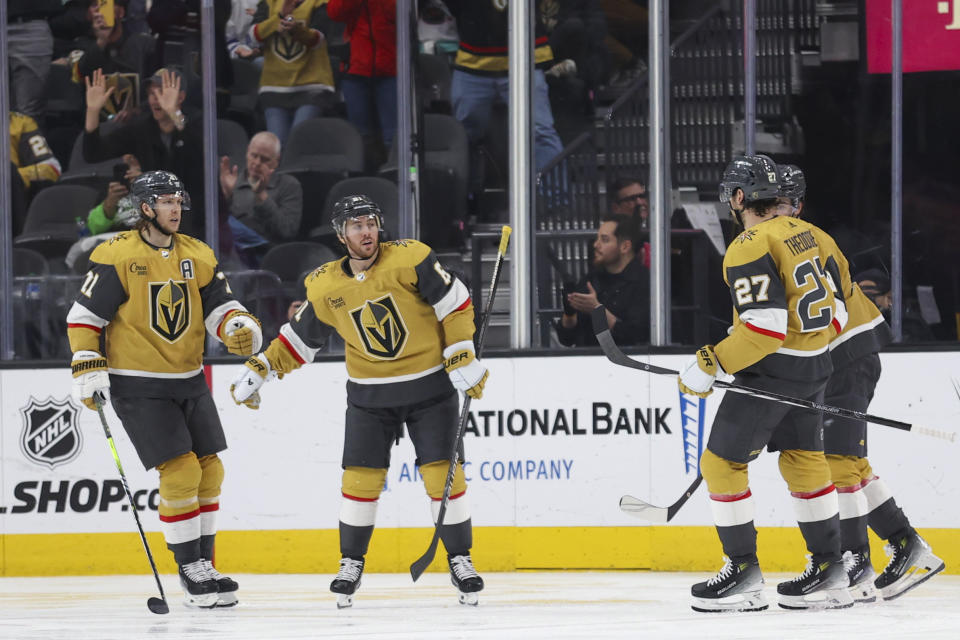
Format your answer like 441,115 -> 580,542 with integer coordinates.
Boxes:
350,294 -> 408,359
273,33 -> 306,63
150,279 -> 191,342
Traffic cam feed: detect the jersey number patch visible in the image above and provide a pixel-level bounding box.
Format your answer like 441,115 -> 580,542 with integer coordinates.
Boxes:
793,256 -> 837,332
149,279 -> 191,342
350,294 -> 409,359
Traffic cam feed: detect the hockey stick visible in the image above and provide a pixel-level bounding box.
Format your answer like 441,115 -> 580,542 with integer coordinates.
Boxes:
94,394 -> 169,614
590,306 -> 957,442
620,475 -> 703,523
410,225 -> 512,582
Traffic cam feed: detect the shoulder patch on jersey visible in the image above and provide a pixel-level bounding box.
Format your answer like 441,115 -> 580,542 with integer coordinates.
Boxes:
735,229 -> 758,244
89,232 -> 133,264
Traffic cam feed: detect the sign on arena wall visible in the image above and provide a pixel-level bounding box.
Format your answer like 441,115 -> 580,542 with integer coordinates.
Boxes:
1,353 -> 958,536
866,0 -> 960,73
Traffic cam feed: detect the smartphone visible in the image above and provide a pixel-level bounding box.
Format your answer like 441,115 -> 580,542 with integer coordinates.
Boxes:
100,0 -> 115,28
112,163 -> 129,184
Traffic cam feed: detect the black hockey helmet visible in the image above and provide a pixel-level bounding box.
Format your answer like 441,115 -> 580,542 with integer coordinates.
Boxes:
330,194 -> 383,239
130,170 -> 191,212
718,154 -> 780,204
777,164 -> 806,207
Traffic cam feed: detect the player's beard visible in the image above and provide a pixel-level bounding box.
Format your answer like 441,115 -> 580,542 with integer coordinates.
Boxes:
345,233 -> 379,261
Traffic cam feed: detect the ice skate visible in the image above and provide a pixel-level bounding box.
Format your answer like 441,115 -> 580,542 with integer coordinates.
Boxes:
842,550 -> 876,604
202,559 -> 239,607
874,533 -> 944,601
690,556 -> 768,613
330,557 -> 364,609
777,556 -> 854,610
448,554 -> 484,606
178,559 -> 220,608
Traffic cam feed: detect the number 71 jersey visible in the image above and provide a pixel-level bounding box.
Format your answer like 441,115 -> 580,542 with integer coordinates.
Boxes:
715,216 -> 851,382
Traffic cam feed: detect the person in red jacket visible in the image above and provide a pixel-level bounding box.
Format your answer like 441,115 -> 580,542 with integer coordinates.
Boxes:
327,0 -> 397,156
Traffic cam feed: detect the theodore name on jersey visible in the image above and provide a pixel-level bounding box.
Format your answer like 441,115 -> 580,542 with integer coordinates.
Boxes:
715,216 -> 851,381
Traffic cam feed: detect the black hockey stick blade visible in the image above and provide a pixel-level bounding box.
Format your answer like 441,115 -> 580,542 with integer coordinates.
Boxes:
148,597 -> 170,615
590,306 -> 957,442
620,475 -> 703,523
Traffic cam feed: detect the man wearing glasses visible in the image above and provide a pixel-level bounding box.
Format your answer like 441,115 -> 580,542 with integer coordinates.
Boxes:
609,176 -> 649,228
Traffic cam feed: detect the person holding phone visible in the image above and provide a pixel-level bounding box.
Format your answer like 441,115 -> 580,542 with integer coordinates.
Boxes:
87,153 -> 144,235
554,213 -> 650,347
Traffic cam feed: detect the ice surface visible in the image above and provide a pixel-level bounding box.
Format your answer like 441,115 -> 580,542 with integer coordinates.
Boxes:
1,572 -> 958,639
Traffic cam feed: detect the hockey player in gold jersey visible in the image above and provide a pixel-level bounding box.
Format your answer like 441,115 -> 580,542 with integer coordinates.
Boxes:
230,194 -> 488,607
775,164 -> 944,603
679,155 -> 854,612
67,171 -> 263,609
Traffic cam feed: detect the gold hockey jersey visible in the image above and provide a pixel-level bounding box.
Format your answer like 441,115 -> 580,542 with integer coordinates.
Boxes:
715,216 -> 852,382
10,111 -> 61,188
262,239 -> 476,407
66,231 -> 247,396
829,283 -> 892,368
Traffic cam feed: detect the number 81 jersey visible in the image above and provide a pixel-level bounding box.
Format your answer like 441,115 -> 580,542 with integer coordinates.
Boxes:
715,216 -> 851,382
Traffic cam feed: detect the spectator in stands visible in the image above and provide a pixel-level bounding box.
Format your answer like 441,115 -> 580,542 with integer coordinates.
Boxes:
251,0 -> 335,145
65,154 -> 144,270
328,0 -> 398,158
600,0 -> 647,88
76,0 -> 159,84
555,213 -> 649,346
219,131 -> 303,267
10,111 -> 62,195
50,1 -> 96,61
542,0 -> 610,124
855,269 -> 892,315
8,0 -> 62,119
82,67 -> 206,236
227,0 -> 263,65
608,175 -> 648,226
445,1 -> 565,176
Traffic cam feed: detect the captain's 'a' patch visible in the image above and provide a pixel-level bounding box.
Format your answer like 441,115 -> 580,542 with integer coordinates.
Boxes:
150,278 -> 191,342
350,294 -> 408,359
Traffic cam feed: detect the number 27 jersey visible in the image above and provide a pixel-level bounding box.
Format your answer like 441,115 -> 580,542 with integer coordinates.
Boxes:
714,216 -> 851,382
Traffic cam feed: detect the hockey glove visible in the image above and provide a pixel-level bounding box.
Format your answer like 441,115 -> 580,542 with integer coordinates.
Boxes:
678,344 -> 725,398
443,341 -> 489,399
230,353 -> 275,409
71,350 -> 111,410
219,310 -> 263,356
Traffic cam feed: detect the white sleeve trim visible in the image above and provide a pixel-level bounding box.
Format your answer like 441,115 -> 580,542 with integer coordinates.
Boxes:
280,323 -> 320,363
66,302 -> 109,328
204,301 -> 245,339
739,307 -> 787,336
433,278 -> 470,322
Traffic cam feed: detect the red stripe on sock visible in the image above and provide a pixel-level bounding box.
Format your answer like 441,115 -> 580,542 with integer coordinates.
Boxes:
199,503 -> 219,513
791,485 -> 836,499
342,492 -> 378,502
433,490 -> 466,502
159,508 -> 200,523
709,489 -> 752,503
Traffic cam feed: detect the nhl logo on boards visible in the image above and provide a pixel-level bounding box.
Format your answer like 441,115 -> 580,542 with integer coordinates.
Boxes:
18,397 -> 83,470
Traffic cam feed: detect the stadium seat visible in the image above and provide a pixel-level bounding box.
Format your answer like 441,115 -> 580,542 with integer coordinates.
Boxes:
218,118 -> 249,168
14,184 -> 100,258
278,118 -> 365,237
58,131 -> 124,190
311,176 -> 399,243
12,248 -> 49,276
261,241 -> 339,286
